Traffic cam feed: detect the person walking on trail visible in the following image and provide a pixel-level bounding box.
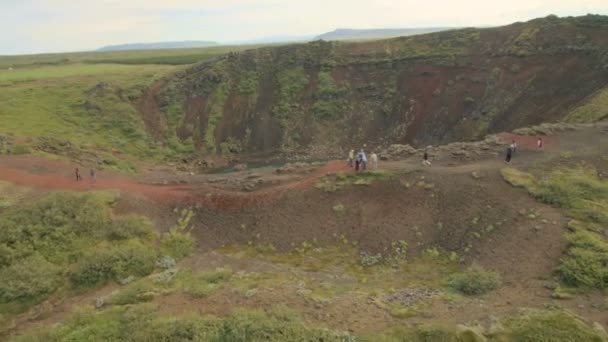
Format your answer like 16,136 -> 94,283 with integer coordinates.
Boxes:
510,140 -> 517,154
360,149 -> 368,171
90,167 -> 96,183
347,149 -> 355,168
355,151 -> 361,171
422,150 -> 431,166
537,137 -> 543,150
75,167 -> 82,181
505,146 -> 513,163
370,151 -> 378,170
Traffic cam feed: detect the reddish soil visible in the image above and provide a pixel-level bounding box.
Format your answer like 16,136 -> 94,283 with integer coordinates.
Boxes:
136,80 -> 167,141
0,155 -> 349,209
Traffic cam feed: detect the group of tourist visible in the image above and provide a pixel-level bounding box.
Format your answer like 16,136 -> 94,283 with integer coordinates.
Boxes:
505,136 -> 543,163
347,148 -> 378,171
74,167 -> 96,183
346,135 -> 545,171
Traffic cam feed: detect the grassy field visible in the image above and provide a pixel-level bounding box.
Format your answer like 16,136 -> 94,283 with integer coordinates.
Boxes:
0,63 -> 179,164
0,44 -> 268,68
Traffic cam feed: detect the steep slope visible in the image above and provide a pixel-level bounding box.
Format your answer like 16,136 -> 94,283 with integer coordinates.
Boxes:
148,15 -> 608,158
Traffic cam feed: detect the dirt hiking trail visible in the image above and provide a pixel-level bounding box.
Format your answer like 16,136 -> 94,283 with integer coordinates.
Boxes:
0,122 -> 606,209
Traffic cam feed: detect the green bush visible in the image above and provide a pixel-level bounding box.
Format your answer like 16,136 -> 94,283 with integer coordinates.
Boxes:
11,144 -> 31,155
104,215 -> 155,241
0,254 -> 61,303
501,309 -> 605,342
71,240 -> 157,287
15,304 -> 348,342
557,229 -> 608,289
183,268 -> 233,299
109,282 -> 157,306
447,264 -> 501,295
161,230 -> 196,260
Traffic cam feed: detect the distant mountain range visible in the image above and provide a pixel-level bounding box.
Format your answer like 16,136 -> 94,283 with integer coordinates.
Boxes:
314,28 -> 453,41
96,28 -> 457,52
97,41 -> 218,51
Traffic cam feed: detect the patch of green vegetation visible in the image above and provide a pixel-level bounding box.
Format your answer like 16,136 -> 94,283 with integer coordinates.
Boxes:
161,208 -> 196,260
10,144 -> 31,155
332,204 -> 345,215
0,192 -> 160,315
70,240 -> 158,288
0,181 -> 29,209
501,167 -> 539,191
316,170 -> 392,192
362,325 -> 459,342
238,70 -> 259,94
565,86 -> 608,123
312,70 -> 349,120
447,264 -> 502,295
273,66 -> 309,149
179,267 -> 233,299
163,102 -> 188,153
0,253 -> 61,304
498,308 -> 605,341
0,44 -> 267,68
557,229 -> 608,289
0,63 -> 178,170
15,303 -> 348,341
204,81 -> 231,153
533,168 -> 608,226
502,166 -> 608,290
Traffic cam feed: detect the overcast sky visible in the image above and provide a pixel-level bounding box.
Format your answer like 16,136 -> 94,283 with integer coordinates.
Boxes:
1,0 -> 607,55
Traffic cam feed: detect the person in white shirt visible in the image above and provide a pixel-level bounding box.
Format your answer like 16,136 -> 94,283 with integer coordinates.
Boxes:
370,152 -> 378,169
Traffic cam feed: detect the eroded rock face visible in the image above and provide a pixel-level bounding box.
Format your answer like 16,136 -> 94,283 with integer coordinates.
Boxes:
142,16 -> 608,159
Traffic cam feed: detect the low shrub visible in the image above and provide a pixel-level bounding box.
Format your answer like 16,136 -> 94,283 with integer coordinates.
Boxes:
557,229 -> 608,289
183,268 -> 233,299
109,282 -> 157,306
0,254 -> 61,303
161,208 -> 196,259
332,204 -> 345,214
71,240 -> 157,287
500,309 -> 605,341
359,251 -> 383,267
161,230 -> 196,259
447,264 -> 501,295
104,215 -> 155,241
15,304 -> 349,341
10,144 -> 31,155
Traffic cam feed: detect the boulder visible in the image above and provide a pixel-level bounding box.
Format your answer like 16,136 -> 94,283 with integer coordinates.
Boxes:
233,163 -> 247,171
387,144 -> 417,157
